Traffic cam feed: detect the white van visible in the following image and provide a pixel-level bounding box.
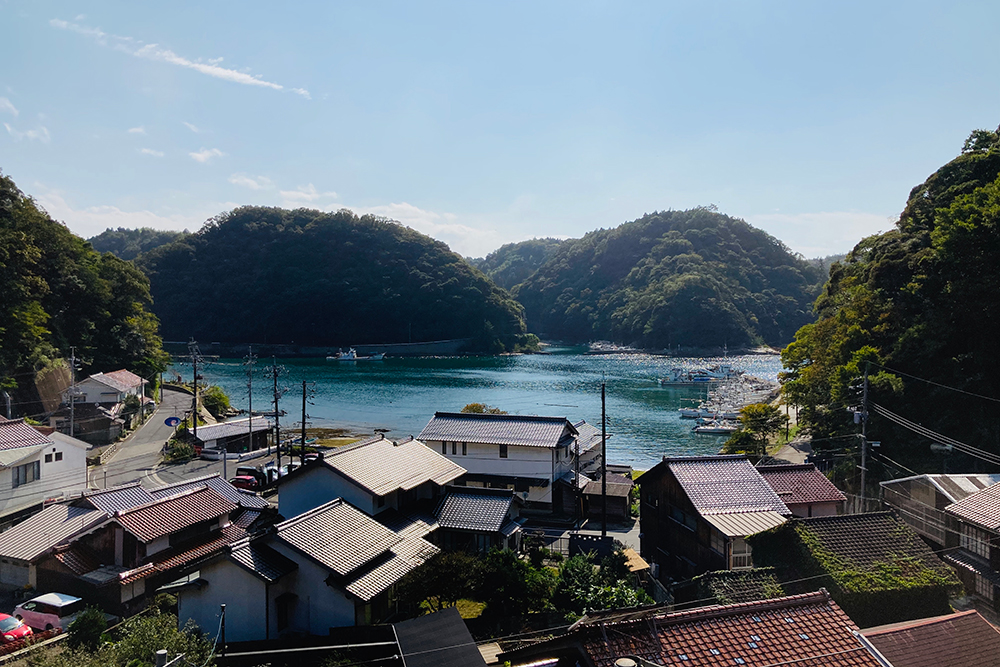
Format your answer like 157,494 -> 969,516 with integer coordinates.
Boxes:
13,593 -> 84,631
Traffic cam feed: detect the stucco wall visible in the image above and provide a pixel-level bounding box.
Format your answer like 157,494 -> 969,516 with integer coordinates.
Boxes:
279,467 -> 374,519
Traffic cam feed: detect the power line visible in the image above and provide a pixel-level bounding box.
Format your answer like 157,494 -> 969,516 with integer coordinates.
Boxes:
871,362 -> 1000,405
870,402 -> 1000,466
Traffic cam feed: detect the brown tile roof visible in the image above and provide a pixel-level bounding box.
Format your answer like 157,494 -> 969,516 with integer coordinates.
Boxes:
758,464 -> 846,506
418,412 -> 578,448
113,487 -> 236,543
0,418 -> 52,451
511,591 -> 883,667
53,544 -> 102,575
666,455 -> 790,515
320,435 -> 466,496
90,369 -> 145,392
863,610 -> 1000,667
946,481 -> 1000,530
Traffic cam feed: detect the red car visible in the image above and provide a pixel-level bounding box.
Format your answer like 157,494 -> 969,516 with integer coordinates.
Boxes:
229,475 -> 260,491
0,614 -> 32,642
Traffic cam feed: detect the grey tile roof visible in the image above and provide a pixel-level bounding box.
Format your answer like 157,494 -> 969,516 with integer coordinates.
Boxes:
231,508 -> 265,529
667,455 -> 789,515
435,487 -> 514,533
418,412 -> 578,448
946,481 -> 1000,530
573,420 -> 604,453
230,539 -> 298,582
150,473 -> 269,509
321,435 -> 466,496
82,482 -> 155,513
191,417 -> 273,443
114,487 -> 236,542
0,418 -> 52,451
0,504 -> 107,562
583,473 -> 633,498
345,536 -> 438,601
275,499 -> 402,576
377,509 -> 438,541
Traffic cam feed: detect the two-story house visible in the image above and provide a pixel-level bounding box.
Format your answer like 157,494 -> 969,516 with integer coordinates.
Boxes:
639,454 -> 790,582
51,369 -> 152,445
417,412 -> 599,512
757,463 -> 846,518
0,418 -> 88,521
942,480 -> 1000,613
881,473 -> 1000,550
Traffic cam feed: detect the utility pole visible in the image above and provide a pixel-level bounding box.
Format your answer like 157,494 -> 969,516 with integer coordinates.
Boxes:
69,347 -> 77,438
219,604 -> 226,657
244,346 -> 257,456
601,379 -> 607,539
860,361 -> 870,505
301,380 -> 307,465
263,358 -> 286,469
187,339 -> 202,442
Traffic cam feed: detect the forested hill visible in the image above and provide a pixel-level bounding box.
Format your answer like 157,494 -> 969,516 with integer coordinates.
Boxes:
89,227 -> 189,261
137,206 -> 529,351
781,126 -> 1000,474
471,238 -> 566,290
0,173 -> 167,392
512,208 -> 826,349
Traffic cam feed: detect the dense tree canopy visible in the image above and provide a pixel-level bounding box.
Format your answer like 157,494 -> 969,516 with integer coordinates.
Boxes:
88,226 -> 189,261
137,206 -> 528,351
781,127 -> 1000,473
471,237 -> 566,290
513,208 -> 825,348
0,173 -> 167,392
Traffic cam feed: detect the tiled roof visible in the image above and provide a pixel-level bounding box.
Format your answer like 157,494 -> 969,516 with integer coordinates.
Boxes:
345,536 -> 438,601
275,499 -> 401,576
147,525 -> 246,576
509,591 -> 883,667
100,369 -> 145,390
230,539 -> 298,582
693,567 -> 786,606
321,435 -> 466,496
377,508 -> 438,541
418,412 -> 578,448
435,487 -> 514,533
0,418 -> 52,451
82,482 -> 155,513
150,473 -> 269,509
583,473 -> 633,498
946,481 -> 1000,530
0,504 -> 107,561
113,487 -> 236,543
667,455 -> 790,515
231,508 -> 265,529
53,544 -> 102,575
573,420 -> 604,453
863,610 -> 1000,667
758,464 -> 847,506
191,417 -> 273,443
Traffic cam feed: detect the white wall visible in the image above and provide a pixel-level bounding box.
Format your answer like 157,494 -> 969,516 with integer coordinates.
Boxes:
429,440 -> 555,504
279,467 -> 375,519
268,541 -> 357,632
0,433 -> 88,517
178,559 -> 267,642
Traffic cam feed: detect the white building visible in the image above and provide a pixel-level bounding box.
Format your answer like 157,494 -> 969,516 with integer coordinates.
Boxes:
0,419 -> 88,520
66,369 -> 147,405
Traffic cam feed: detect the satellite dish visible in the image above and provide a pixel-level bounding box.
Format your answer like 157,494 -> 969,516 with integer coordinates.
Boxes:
165,417 -> 181,427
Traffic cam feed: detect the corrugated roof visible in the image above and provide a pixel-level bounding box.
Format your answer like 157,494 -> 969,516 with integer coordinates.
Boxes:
667,455 -> 789,516
435,488 -> 514,533
82,482 -> 156,513
946,481 -> 1000,530
0,418 -> 52,451
230,539 -> 298,582
191,417 -> 273,443
758,464 -> 847,506
0,504 -> 107,562
322,435 -> 466,496
704,510 -> 788,537
114,487 -> 236,543
864,610 -> 1000,667
345,536 -> 438,602
150,473 -> 269,509
275,499 -> 401,576
418,412 -> 578,448
583,473 -> 633,498
881,473 -> 1000,504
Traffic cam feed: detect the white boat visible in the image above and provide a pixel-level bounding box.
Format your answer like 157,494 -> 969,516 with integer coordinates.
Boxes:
326,348 -> 386,361
693,420 -> 739,435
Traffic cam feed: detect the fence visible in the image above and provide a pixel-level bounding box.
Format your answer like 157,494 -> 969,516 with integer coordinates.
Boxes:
843,493 -> 883,514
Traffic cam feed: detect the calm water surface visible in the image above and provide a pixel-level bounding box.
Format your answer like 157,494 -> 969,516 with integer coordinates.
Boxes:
191,348 -> 783,470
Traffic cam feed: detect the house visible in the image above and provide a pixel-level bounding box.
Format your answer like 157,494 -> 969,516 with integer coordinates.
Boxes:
581,472 -> 633,521
862,609 -> 1000,667
66,369 -> 148,405
748,512 -> 961,628
425,486 -> 523,553
686,567 -> 786,607
498,590 -> 887,667
941,480 -> 1000,612
190,417 -> 273,458
50,369 -> 152,445
174,498 -> 438,641
757,463 -> 846,517
277,434 -> 465,519
881,473 -> 1000,549
638,455 -> 790,582
417,412 -> 603,512
0,418 -> 88,520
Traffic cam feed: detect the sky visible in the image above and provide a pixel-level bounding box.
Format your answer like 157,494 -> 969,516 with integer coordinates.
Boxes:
2,2 -> 999,259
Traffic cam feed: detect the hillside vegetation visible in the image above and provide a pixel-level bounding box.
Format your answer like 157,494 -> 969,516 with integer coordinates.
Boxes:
0,173 -> 167,392
513,208 -> 826,349
471,238 -> 566,290
781,127 -> 1000,473
89,227 -> 189,261
138,206 -> 529,351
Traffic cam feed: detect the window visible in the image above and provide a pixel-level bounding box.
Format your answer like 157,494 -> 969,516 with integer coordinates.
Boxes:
710,529 -> 725,555
13,461 -> 40,488
731,538 -> 753,569
452,441 -> 457,455
442,441 -> 447,455
462,442 -> 467,456
976,573 -> 995,601
55,452 -> 62,462
961,524 -> 991,559
499,443 -> 508,459
44,454 -> 52,463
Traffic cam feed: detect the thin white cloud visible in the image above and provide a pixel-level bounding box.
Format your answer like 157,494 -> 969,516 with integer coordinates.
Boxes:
189,147 -> 224,163
4,123 -> 51,143
291,88 -> 311,100
127,125 -> 145,134
0,97 -> 18,117
229,173 -> 273,190
140,148 -> 164,157
280,183 -> 338,205
50,18 -> 307,97
35,188 -> 215,239
745,211 -> 893,258
182,121 -> 200,133
348,202 -> 503,257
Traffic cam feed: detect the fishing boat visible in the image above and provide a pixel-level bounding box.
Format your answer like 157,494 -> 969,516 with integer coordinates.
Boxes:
326,348 -> 386,361
659,363 -> 741,386
693,420 -> 739,435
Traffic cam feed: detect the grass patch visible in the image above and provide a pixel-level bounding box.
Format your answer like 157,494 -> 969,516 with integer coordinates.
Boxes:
305,427 -> 365,448
418,598 -> 485,619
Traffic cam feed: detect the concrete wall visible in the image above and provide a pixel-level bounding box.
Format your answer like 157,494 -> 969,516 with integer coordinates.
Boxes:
178,559 -> 268,642
0,433 -> 88,518
268,541 -> 357,632
279,467 -> 375,519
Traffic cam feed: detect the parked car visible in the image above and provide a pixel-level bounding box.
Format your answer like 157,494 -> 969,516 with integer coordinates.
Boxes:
0,614 -> 32,642
229,475 -> 260,491
13,593 -> 84,631
235,466 -> 267,487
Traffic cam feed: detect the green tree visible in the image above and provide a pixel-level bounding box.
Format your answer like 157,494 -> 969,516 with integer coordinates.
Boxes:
461,403 -> 507,414
397,551 -> 482,612
552,554 -> 599,615
201,386 -> 231,420
66,607 -> 107,651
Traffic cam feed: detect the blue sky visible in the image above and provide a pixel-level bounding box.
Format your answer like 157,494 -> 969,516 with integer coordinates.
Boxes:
2,1 -> 998,258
